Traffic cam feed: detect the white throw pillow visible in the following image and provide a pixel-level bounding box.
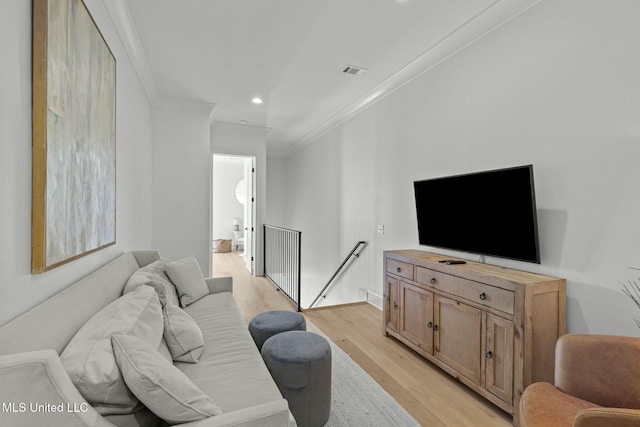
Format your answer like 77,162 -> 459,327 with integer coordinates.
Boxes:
111,334 -> 222,425
124,259 -> 180,307
165,257 -> 209,307
61,285 -> 163,416
163,301 -> 205,363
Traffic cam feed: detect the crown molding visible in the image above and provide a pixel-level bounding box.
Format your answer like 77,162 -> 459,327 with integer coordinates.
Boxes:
102,0 -> 219,119
155,96 -> 217,116
214,121 -> 274,132
102,0 -> 159,104
266,151 -> 289,158
289,0 -> 541,153
103,0 -> 541,152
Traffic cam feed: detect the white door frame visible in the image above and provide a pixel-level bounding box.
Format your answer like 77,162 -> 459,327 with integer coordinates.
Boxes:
211,153 -> 257,275
242,157 -> 256,274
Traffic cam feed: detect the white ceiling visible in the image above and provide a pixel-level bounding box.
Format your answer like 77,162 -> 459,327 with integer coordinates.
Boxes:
115,0 -> 539,152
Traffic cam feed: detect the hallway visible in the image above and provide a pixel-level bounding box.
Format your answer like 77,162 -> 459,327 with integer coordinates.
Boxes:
211,251 -> 512,426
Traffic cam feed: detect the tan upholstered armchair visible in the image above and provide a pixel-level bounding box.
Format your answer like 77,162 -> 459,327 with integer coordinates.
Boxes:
520,334 -> 640,427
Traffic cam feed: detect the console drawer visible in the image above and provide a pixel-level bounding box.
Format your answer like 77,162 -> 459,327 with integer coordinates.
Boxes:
416,267 -> 457,295
386,259 -> 414,280
458,279 -> 514,314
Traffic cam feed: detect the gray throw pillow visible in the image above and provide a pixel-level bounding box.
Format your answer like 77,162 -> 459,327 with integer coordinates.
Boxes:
163,301 -> 204,363
165,257 -> 209,307
111,334 -> 222,425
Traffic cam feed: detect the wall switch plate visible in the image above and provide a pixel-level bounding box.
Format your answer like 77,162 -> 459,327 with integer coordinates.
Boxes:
377,224 -> 384,234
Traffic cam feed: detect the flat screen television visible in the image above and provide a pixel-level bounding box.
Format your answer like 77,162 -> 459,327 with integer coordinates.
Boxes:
414,165 -> 540,263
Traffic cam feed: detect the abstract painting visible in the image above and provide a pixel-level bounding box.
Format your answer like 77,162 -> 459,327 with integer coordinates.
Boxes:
32,0 -> 116,273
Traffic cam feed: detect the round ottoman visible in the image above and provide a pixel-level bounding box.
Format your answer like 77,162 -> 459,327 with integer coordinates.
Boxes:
248,310 -> 306,350
261,331 -> 331,427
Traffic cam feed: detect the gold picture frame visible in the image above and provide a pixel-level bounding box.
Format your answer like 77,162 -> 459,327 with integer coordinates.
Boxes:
32,0 -> 116,273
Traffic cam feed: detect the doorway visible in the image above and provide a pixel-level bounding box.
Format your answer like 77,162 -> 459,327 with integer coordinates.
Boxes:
212,154 -> 256,274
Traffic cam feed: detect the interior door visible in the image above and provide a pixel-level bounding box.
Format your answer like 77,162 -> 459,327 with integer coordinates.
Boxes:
243,157 -> 255,273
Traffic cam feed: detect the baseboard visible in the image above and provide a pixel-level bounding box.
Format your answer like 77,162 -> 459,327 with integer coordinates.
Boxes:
302,301 -> 368,312
364,289 -> 383,310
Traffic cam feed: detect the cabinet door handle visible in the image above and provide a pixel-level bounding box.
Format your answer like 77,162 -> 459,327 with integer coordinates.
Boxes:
396,267 -> 401,273
427,322 -> 433,329
486,351 -> 493,359
430,278 -> 436,284
433,324 -> 439,331
479,292 -> 487,301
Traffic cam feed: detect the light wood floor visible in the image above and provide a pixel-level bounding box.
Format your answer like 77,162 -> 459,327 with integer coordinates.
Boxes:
212,252 -> 513,427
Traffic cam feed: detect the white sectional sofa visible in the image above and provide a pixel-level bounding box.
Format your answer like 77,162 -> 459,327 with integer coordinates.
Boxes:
0,251 -> 294,427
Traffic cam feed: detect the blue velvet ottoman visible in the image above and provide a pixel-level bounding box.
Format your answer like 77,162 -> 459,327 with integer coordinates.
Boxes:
261,331 -> 332,427
248,310 -> 306,350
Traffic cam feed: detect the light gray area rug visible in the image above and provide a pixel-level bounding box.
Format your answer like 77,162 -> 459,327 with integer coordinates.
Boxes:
306,321 -> 421,427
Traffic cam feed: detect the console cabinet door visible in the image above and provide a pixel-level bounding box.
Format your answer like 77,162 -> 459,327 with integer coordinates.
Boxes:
399,282 -> 434,354
485,313 -> 514,404
434,295 -> 482,384
385,276 -> 400,332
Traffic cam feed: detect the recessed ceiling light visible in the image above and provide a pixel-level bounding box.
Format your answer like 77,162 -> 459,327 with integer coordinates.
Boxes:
251,97 -> 263,104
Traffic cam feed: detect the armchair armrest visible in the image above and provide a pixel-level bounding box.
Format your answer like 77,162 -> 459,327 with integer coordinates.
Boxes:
205,277 -> 233,294
176,399 -> 292,427
0,350 -> 114,427
574,408 -> 640,427
555,334 -> 640,407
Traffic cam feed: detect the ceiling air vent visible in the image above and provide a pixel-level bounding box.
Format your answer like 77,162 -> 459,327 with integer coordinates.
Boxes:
342,65 -> 368,76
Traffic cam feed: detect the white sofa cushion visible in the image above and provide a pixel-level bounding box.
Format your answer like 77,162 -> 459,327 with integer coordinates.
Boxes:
176,293 -> 284,413
111,334 -> 222,425
163,301 -> 204,363
61,285 -> 163,416
124,259 -> 180,307
165,257 -> 209,307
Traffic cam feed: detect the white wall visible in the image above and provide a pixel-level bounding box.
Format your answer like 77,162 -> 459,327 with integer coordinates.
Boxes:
212,156 -> 244,241
284,0 -> 640,335
0,0 -> 153,325
151,107 -> 212,275
211,123 -> 268,275
266,154 -> 287,227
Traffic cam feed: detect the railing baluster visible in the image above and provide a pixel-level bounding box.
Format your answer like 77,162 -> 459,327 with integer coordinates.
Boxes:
264,225 -> 302,312
264,226 -> 365,311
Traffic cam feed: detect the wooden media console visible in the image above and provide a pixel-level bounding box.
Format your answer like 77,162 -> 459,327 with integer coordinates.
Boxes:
383,250 -> 566,425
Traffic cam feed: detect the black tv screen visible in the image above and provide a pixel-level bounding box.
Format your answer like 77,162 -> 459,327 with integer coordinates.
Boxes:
414,165 -> 540,263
